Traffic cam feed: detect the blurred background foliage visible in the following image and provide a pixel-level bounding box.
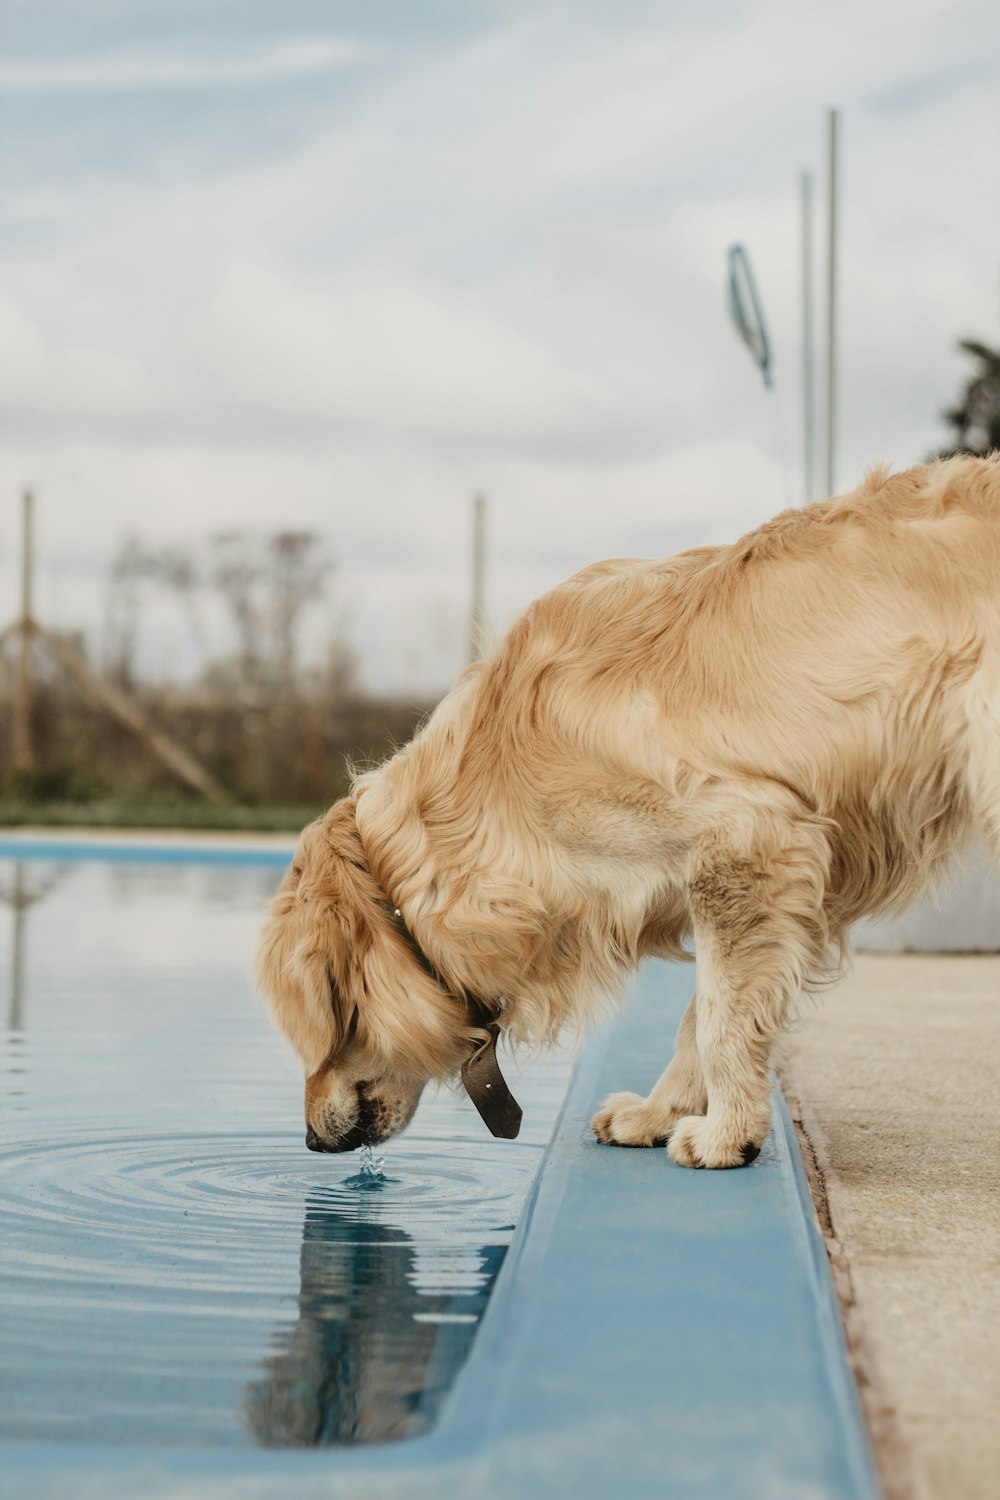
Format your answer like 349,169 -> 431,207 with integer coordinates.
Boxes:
935,338 -> 1000,458
0,522 -> 431,827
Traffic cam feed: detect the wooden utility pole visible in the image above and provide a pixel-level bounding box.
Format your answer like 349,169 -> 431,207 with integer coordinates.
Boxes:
13,488 -> 35,773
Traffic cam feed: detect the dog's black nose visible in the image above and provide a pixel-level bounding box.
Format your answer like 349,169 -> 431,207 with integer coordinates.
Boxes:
305,1125 -> 326,1152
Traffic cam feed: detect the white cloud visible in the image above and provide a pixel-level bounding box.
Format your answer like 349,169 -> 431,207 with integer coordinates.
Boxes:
194,262 -> 635,443
0,295 -> 162,417
541,0 -> 964,181
0,35 -> 376,93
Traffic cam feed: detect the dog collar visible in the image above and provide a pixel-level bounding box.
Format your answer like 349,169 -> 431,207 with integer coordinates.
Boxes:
380,900 -> 522,1140
460,1022 -> 523,1139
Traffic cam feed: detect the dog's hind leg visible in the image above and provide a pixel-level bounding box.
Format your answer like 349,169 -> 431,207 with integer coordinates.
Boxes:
667,808 -> 830,1170
592,994 -> 708,1147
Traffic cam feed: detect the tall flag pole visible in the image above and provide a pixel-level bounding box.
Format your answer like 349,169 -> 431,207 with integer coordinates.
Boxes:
824,108 -> 840,498
801,170 -> 816,505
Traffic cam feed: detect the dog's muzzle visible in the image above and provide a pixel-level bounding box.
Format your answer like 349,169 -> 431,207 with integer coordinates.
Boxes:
305,1120 -> 374,1154
305,1085 -> 383,1153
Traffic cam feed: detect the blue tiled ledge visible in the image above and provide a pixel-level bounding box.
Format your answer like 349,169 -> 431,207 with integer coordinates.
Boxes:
4,937 -> 880,1499
0,834 -> 295,866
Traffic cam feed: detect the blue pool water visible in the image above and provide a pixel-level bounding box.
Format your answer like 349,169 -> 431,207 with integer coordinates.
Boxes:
0,845 -> 572,1450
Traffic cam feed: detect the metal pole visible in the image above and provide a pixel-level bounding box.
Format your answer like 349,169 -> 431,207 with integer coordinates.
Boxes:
13,488 -> 35,774
800,170 -> 815,506
469,493 -> 486,664
823,109 -> 839,499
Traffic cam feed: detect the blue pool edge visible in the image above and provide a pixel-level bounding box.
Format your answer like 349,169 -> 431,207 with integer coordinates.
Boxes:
0,833 -> 296,866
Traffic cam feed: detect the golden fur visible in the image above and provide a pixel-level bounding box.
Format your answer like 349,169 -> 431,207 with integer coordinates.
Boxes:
258,456 -> 1000,1167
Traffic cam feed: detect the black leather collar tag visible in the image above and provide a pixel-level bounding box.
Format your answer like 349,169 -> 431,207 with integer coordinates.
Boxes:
461,1024 -> 522,1139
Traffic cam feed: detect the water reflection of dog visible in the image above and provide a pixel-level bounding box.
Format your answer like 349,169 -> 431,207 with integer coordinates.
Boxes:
244,1194 -> 505,1447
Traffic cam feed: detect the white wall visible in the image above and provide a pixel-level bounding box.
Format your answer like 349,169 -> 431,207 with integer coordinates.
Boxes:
853,848 -> 1000,953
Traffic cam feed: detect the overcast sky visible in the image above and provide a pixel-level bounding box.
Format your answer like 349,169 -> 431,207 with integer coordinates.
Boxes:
1,0 -> 998,695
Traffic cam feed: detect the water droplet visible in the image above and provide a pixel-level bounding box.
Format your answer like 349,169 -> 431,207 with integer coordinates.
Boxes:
358,1143 -> 386,1180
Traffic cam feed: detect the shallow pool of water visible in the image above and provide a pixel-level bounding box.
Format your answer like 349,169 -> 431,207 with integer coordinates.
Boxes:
0,849 -> 572,1449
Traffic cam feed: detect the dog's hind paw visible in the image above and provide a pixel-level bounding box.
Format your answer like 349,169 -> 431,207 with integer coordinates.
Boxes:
591,1091 -> 671,1148
666,1114 -> 764,1170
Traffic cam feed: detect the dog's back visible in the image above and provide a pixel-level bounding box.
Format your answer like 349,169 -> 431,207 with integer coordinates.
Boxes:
462,456 -> 1000,922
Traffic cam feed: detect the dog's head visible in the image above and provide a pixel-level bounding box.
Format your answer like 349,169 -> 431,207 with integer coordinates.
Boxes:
257,800 -> 480,1153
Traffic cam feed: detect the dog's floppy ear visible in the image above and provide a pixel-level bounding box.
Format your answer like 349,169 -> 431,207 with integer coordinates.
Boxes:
344,919 -> 475,1081
257,801 -> 468,1081
257,883 -> 351,1074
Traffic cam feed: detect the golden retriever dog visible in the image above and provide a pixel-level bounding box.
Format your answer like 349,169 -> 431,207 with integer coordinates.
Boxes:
258,456 -> 1000,1168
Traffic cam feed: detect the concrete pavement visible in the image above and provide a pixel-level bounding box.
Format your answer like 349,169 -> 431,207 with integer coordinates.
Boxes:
782,953 -> 1000,1500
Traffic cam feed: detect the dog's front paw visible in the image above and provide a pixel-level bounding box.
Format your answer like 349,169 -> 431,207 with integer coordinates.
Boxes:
592,1091 -> 671,1148
666,1114 -> 763,1170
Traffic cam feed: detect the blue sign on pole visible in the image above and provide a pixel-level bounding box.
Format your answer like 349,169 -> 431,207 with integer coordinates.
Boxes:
727,243 -> 773,389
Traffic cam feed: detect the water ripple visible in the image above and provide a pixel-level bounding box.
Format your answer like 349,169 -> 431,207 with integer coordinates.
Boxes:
0,853 -> 572,1448
0,1128 -> 530,1261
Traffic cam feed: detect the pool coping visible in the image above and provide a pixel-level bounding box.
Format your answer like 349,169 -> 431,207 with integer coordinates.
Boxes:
0,830 -> 296,864
2,838 -> 881,1499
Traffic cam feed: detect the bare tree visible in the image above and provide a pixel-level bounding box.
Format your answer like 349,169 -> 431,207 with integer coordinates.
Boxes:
267,532 -> 332,693
102,534 -> 149,688
147,545 -> 207,661
318,634 -> 358,706
210,531 -> 267,696
207,529 -> 333,699
104,537 -> 211,690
